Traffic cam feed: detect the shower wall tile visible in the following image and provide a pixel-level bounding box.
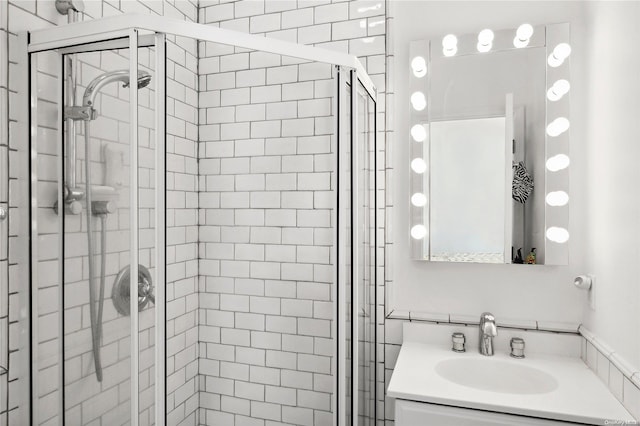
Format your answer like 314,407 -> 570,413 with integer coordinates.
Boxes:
199,1 -> 386,424
4,0 -> 199,425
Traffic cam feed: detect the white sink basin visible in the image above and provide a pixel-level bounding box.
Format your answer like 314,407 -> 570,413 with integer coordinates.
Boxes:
435,358 -> 559,394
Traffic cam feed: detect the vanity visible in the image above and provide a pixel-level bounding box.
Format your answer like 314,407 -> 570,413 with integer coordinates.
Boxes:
388,322 -> 635,425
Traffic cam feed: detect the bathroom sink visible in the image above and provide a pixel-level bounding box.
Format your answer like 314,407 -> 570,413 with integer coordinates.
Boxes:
435,358 -> 558,394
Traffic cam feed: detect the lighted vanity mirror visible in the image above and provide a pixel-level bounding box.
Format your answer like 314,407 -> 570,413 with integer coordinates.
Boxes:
409,23 -> 570,265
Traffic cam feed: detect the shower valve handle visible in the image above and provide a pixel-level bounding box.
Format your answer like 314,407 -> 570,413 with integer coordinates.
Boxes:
91,201 -> 116,215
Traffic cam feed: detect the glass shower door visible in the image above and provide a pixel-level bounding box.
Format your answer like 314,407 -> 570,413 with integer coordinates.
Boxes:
338,70 -> 377,426
29,33 -> 166,426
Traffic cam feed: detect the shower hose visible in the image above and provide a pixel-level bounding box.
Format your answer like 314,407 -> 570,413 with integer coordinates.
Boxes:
84,120 -> 106,382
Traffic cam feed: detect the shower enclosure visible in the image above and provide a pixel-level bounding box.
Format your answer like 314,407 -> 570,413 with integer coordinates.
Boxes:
20,14 -> 377,425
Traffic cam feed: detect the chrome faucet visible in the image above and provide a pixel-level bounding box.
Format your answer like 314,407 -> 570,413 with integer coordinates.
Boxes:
479,312 -> 498,356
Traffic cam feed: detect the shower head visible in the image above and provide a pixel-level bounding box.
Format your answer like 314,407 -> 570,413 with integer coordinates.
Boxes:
82,69 -> 152,107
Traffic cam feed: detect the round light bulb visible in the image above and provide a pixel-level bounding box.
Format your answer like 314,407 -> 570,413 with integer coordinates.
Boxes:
411,124 -> 427,142
513,36 -> 529,48
546,154 -> 570,172
546,117 -> 570,137
442,34 -> 457,49
546,191 -> 569,206
443,45 -> 458,57
547,79 -> 571,101
478,29 -> 494,45
477,41 -> 492,53
546,227 -> 569,243
411,91 -> 427,111
411,224 -> 427,240
411,193 -> 427,207
553,43 -> 572,60
516,23 -> 534,41
548,43 -> 572,67
411,158 -> 427,174
411,56 -> 427,78
442,34 -> 458,57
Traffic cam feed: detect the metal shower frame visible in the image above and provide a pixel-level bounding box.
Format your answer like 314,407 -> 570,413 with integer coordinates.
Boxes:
23,13 -> 377,426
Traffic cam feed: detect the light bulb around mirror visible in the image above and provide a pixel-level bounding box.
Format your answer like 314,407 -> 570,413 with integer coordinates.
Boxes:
411,193 -> 427,207
516,23 -> 534,41
442,34 -> 458,57
513,36 -> 529,48
411,56 -> 427,78
477,41 -> 492,53
411,91 -> 427,111
411,158 -> 427,174
546,227 -> 569,243
411,224 -> 427,240
546,191 -> 569,206
547,79 -> 571,101
478,29 -> 494,45
548,42 -> 572,67
546,154 -> 570,172
411,124 -> 427,142
546,117 -> 570,137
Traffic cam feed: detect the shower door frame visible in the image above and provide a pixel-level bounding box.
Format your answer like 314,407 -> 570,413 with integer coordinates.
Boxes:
25,14 -> 378,426
24,30 -> 167,425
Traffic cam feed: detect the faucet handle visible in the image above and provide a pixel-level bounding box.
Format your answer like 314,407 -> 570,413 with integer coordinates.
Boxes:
510,337 -> 525,358
452,332 -> 466,352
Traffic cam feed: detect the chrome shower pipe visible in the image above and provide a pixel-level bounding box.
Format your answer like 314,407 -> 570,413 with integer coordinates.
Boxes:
64,55 -> 80,198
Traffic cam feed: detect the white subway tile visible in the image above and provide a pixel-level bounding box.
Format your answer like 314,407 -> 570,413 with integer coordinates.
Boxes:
221,395 -> 251,415
281,369 -> 313,390
298,24 -> 332,45
265,209 -> 297,227
266,65 -> 298,85
265,384 -> 297,406
282,8 -> 313,29
237,69 -> 267,88
251,331 -> 282,351
282,405 -> 314,426
250,365 -> 281,385
250,13 -> 281,33
314,2 -> 349,24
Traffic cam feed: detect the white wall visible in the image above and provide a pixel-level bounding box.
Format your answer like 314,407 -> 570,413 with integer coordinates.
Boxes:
390,1 -> 588,323
582,1 -> 640,372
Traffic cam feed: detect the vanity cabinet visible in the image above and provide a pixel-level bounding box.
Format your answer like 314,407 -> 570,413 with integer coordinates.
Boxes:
395,400 -> 571,426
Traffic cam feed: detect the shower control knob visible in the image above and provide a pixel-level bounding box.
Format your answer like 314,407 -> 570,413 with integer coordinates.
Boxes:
91,200 -> 116,215
68,201 -> 83,215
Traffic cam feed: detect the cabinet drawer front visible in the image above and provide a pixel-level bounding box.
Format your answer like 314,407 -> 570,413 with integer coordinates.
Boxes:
395,399 -> 572,426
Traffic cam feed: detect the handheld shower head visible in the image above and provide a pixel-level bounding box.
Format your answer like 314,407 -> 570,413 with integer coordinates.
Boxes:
83,69 -> 152,107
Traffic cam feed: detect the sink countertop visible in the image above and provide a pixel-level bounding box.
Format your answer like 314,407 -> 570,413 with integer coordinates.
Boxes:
388,341 -> 635,424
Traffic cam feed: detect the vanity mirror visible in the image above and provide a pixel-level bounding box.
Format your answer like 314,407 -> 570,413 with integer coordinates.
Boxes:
409,23 -> 570,265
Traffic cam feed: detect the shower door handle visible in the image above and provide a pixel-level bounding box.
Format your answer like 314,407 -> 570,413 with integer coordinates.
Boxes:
0,206 -> 6,221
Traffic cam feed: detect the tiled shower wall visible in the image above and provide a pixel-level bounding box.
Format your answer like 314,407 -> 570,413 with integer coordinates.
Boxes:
197,1 -> 386,425
2,0 -> 199,424
1,0 -> 389,425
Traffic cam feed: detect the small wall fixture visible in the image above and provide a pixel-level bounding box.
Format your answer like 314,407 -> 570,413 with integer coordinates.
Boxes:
411,158 -> 427,174
411,124 -> 427,142
546,154 -> 570,171
547,79 -> 570,101
411,224 -> 427,240
546,226 -> 569,243
411,56 -> 427,78
411,193 -> 427,207
477,29 -> 494,52
513,23 -> 534,48
546,117 -> 570,137
548,43 -> 571,67
442,34 -> 458,56
545,191 -> 569,206
411,91 -> 427,111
